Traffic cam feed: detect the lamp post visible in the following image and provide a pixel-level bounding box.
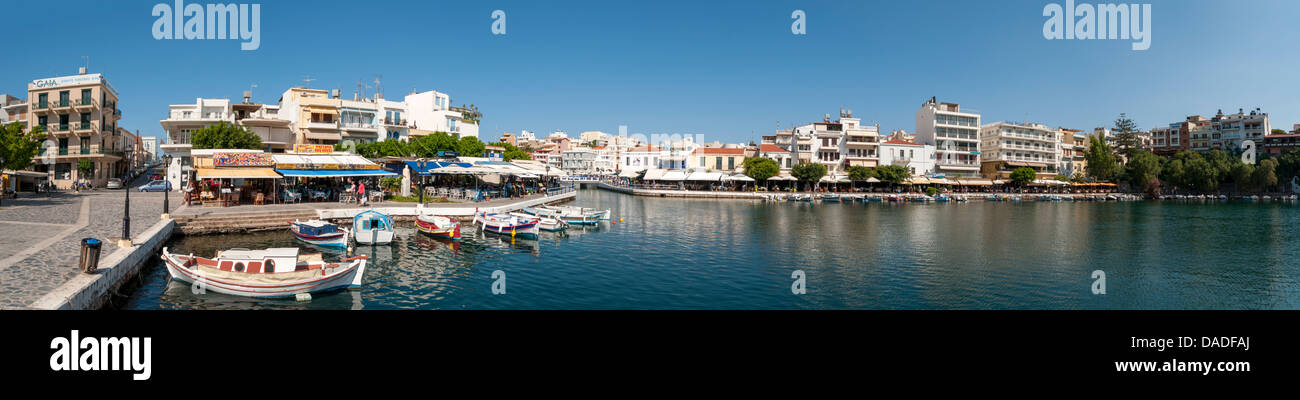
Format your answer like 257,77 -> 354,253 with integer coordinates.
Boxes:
121,168 -> 132,247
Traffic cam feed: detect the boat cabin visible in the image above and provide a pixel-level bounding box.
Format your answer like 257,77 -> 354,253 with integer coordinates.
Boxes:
211,248 -> 306,274
295,220 -> 339,236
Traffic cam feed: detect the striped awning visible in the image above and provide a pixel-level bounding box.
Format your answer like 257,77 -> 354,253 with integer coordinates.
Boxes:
196,168 -> 282,179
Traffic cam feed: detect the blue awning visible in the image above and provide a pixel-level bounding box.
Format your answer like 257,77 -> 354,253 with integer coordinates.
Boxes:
403,161 -> 473,175
276,169 -> 398,178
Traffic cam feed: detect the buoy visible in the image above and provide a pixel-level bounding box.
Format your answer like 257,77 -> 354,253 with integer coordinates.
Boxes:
619,218 -> 624,222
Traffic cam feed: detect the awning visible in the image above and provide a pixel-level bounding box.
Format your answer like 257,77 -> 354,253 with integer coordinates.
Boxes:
724,174 -> 755,182
686,172 -> 723,181
643,169 -> 667,181
767,174 -> 796,181
404,161 -> 473,175
955,179 -> 994,186
276,169 -> 398,178
618,169 -> 641,178
660,171 -> 687,181
196,168 -> 282,179
904,177 -> 932,185
865,177 -> 882,183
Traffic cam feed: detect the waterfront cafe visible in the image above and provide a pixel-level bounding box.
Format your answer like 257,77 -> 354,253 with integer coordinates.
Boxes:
191,149 -> 283,206
272,145 -> 397,203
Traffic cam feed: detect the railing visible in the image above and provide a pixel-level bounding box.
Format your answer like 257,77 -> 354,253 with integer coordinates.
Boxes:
33,101 -> 48,110
76,122 -> 93,131
47,123 -> 70,132
74,98 -> 95,107
340,122 -> 377,129
383,118 -> 408,126
52,99 -> 70,108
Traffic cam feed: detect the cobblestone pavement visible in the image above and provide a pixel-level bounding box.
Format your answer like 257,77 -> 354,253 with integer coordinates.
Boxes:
0,189 -> 168,309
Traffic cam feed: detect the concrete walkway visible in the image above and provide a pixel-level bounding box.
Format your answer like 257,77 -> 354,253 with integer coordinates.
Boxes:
0,190 -> 167,309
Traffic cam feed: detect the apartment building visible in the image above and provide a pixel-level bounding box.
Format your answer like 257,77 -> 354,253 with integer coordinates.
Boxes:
404,90 -> 479,139
791,109 -> 879,175
915,97 -> 981,177
160,94 -> 293,190
1058,128 -> 1088,178
25,69 -> 127,189
1209,108 -> 1270,152
1,94 -> 27,126
877,139 -> 936,176
758,144 -> 794,171
692,147 -> 746,173
978,121 -> 1060,178
1149,119 -> 1191,156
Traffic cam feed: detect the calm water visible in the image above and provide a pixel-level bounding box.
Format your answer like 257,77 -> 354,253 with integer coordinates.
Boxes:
120,189 -> 1300,309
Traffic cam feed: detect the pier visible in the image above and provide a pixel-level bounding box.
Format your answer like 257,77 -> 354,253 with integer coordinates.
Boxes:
0,187 -> 575,309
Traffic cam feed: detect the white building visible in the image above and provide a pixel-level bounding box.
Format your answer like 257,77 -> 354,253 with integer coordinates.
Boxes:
979,121 -> 1060,177
791,109 -> 879,175
915,97 -> 981,177
758,144 -> 794,171
159,95 -> 293,190
141,136 -> 158,162
376,97 -> 409,141
404,89 -> 479,139
1210,108 -> 1270,151
877,139 -> 935,176
337,98 -> 379,144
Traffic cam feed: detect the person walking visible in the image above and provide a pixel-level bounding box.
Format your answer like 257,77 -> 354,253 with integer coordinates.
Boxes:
358,181 -> 367,206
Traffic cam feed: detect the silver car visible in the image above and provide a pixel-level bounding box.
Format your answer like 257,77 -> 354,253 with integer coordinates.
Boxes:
106,178 -> 123,189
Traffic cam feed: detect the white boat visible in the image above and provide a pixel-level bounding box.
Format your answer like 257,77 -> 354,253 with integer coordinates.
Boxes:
160,247 -> 366,298
522,205 -> 610,225
510,212 -> 568,232
475,212 -> 541,236
289,219 -> 350,249
353,210 -> 395,245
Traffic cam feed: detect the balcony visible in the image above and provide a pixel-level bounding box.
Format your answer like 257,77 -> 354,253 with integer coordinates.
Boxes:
73,122 -> 95,133
73,98 -> 95,109
382,118 -> 408,126
306,120 -> 339,130
46,123 -> 70,133
50,99 -> 71,110
340,122 -> 378,131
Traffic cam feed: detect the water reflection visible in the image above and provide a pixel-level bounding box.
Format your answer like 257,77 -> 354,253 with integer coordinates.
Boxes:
121,190 -> 1300,310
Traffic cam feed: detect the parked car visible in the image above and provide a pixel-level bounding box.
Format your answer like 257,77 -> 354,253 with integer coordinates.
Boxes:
106,178 -> 122,189
138,180 -> 171,192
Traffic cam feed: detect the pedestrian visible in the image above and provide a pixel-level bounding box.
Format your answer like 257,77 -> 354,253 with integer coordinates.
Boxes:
358,181 -> 366,205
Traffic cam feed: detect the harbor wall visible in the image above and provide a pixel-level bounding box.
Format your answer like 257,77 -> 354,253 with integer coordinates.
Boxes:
30,218 -> 175,310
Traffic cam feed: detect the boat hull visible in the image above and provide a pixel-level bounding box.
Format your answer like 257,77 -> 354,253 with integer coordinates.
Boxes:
160,250 -> 365,298
416,216 -> 462,240
475,213 -> 540,236
290,224 -> 349,249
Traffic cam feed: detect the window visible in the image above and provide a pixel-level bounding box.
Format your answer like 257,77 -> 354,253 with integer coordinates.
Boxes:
715,157 -> 722,170
81,89 -> 91,104
59,91 -> 69,105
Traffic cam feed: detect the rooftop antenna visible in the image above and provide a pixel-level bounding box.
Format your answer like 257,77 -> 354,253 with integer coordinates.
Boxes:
302,76 -> 315,87
373,74 -> 383,98
247,84 -> 257,103
81,56 -> 90,74
356,78 -> 366,99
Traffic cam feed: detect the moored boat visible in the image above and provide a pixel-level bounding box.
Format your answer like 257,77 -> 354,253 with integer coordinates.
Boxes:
289,219 -> 349,249
415,214 -> 462,240
475,212 -> 541,237
523,205 -> 610,225
821,193 -> 841,202
160,247 -> 366,298
353,210 -> 395,245
511,212 -> 568,232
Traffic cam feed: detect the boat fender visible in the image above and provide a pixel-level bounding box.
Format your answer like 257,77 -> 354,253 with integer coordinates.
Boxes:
295,293 -> 311,302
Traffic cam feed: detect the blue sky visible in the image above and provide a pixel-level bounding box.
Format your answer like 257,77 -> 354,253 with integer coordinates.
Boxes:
4,0 -> 1299,144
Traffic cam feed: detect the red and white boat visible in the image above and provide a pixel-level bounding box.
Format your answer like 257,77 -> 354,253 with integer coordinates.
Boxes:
474,212 -> 540,237
160,247 -> 367,298
415,214 -> 461,240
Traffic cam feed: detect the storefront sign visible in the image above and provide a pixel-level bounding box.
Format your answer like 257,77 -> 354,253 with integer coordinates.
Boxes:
294,144 -> 335,154
213,152 -> 274,167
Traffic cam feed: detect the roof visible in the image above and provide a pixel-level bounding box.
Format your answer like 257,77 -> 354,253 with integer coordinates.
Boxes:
692,147 -> 746,155
880,139 -> 921,146
758,144 -> 787,153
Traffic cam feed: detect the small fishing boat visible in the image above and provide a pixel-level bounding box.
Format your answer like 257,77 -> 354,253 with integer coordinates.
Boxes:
415,214 -> 461,240
523,205 -> 610,225
160,247 -> 366,298
353,210 -> 395,245
934,195 -> 951,202
475,212 -> 540,237
794,194 -> 814,202
821,193 -> 841,202
289,219 -> 349,249
511,212 -> 568,232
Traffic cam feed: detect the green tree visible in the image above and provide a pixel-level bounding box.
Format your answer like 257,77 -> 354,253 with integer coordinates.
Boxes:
191,121 -> 263,150
0,122 -> 46,172
1161,158 -> 1186,191
1112,113 -> 1142,160
742,157 -> 779,182
847,166 -> 876,181
1251,158 -> 1278,192
1204,150 -> 1233,183
1272,129 -> 1288,135
1010,167 -> 1037,186
1125,152 -> 1163,195
874,165 -> 908,186
1230,163 -> 1255,191
1085,135 -> 1119,181
410,132 -> 457,158
1184,158 -> 1219,192
455,136 -> 485,157
77,159 -> 93,176
791,162 -> 826,188
1277,149 -> 1300,187
490,142 -> 532,161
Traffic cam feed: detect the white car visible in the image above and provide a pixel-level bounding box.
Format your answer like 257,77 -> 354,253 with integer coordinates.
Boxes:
106,178 -> 123,189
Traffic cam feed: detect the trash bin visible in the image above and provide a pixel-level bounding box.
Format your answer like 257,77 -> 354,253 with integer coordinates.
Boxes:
79,238 -> 102,274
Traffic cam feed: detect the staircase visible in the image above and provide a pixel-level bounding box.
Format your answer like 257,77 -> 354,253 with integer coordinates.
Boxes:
173,209 -> 322,235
